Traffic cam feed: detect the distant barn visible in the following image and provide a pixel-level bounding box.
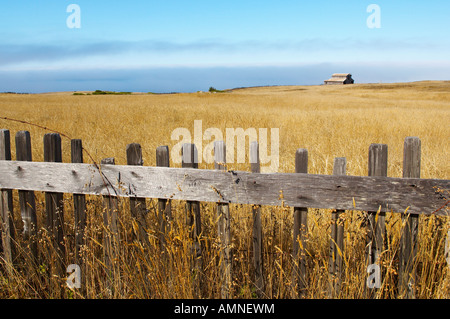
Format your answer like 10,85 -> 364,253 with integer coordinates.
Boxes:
324,73 -> 354,85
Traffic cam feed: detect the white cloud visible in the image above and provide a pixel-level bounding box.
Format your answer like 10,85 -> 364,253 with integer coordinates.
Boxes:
1,36 -> 447,70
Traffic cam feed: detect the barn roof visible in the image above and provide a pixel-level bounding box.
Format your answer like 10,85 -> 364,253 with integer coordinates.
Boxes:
332,73 -> 352,77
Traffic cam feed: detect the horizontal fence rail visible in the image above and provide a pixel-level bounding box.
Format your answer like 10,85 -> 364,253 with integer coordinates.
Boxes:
0,128 -> 449,300
0,161 -> 448,215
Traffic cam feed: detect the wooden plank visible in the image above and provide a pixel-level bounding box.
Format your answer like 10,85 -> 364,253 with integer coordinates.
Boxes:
0,129 -> 15,273
398,137 -> 420,299
101,158 -> 119,268
43,133 -> 65,296
292,148 -> 308,298
182,143 -> 203,298
16,131 -> 38,265
126,143 -> 150,248
156,146 -> 171,252
366,143 -> 388,298
101,157 -> 120,297
446,230 -> 450,271
328,157 -> 346,298
250,141 -> 264,297
214,141 -> 232,299
71,139 -> 86,267
367,144 -> 388,266
0,160 -> 448,215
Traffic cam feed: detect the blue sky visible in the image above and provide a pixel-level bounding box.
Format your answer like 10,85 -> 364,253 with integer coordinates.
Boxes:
1,0 -> 449,92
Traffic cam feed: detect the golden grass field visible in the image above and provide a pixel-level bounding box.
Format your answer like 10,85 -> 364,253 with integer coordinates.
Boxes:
0,80 -> 449,298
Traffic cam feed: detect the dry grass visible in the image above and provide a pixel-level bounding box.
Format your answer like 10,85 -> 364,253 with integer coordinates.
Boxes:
0,81 -> 449,299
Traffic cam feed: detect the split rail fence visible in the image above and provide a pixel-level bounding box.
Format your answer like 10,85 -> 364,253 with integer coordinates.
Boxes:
0,129 -> 449,298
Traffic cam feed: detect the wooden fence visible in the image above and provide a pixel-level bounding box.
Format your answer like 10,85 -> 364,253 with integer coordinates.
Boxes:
0,129 -> 449,299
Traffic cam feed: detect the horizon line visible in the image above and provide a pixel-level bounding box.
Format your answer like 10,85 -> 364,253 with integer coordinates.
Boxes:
2,79 -> 448,95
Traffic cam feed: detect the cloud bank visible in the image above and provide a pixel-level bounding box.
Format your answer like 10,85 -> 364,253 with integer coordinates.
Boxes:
0,36 -> 443,68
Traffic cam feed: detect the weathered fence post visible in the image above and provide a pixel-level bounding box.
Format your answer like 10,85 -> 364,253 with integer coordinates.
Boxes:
71,139 -> 86,268
43,133 -> 65,287
398,137 -> 420,299
71,139 -> 87,296
292,148 -> 308,298
250,141 -> 264,297
214,141 -> 232,299
328,157 -> 346,298
156,146 -> 171,252
16,131 -> 38,266
182,143 -> 203,298
126,143 -> 150,248
101,157 -> 120,296
446,232 -> 450,271
0,129 -> 16,274
365,143 -> 388,298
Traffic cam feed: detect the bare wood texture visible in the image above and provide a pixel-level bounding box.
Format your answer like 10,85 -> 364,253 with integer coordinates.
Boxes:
156,146 -> 171,251
43,133 -> 65,297
43,133 -> 65,277
101,158 -> 119,265
101,157 -> 120,296
70,138 -> 86,294
366,143 -> 388,298
214,141 -> 232,299
16,131 -> 38,265
0,129 -> 15,272
71,139 -> 86,267
366,144 -> 388,265
446,230 -> 450,271
398,137 -> 421,299
250,141 -> 264,297
182,143 -> 203,298
0,161 -> 448,215
329,157 -> 346,298
292,148 -> 308,298
126,143 -> 150,248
